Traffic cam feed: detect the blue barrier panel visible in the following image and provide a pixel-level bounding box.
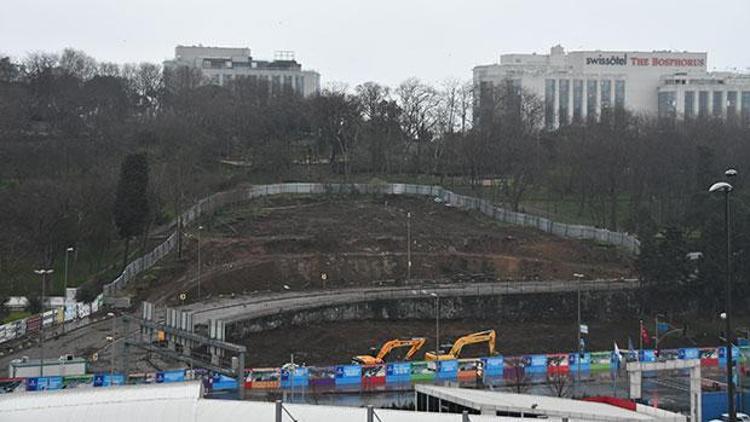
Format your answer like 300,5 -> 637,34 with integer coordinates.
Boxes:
281,367 -> 309,388
703,391 -> 741,422
157,369 -> 185,383
679,347 -> 700,360
568,352 -> 591,372
93,373 -> 125,387
481,356 -> 504,377
335,364 -> 362,385
437,360 -> 458,380
639,349 -> 656,362
386,362 -> 411,384
718,346 -> 741,367
211,374 -> 238,391
524,355 -> 547,374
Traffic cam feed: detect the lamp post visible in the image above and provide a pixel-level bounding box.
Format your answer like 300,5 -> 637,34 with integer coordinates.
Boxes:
107,312 -> 116,381
197,226 -> 203,300
34,268 -> 53,377
407,212 -> 412,282
430,292 -> 440,354
709,169 -> 736,422
63,247 -> 74,334
573,272 -> 585,394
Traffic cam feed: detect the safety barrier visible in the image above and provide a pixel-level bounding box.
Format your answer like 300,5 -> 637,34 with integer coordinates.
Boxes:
5,345 -> 744,394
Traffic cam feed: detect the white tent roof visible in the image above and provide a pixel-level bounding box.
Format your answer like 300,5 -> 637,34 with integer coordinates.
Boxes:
415,385 -> 686,422
0,382 -> 528,422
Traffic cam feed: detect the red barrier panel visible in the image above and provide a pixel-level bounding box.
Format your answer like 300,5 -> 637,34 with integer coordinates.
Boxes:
583,396 -> 637,411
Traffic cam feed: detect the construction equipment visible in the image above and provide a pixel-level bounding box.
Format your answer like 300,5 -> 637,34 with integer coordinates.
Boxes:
353,337 -> 427,365
424,330 -> 496,361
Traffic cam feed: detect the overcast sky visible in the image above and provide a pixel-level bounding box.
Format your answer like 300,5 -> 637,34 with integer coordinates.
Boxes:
2,0 -> 749,87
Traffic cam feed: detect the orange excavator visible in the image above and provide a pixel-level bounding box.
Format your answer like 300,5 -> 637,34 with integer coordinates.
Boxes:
424,330 -> 496,361
353,337 -> 427,365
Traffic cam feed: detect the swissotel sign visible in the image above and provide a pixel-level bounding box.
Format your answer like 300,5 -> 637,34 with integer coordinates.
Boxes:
585,53 -> 705,67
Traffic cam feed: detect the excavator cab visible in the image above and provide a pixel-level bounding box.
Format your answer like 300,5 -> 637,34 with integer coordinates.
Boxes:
353,337 -> 427,365
424,330 -> 496,361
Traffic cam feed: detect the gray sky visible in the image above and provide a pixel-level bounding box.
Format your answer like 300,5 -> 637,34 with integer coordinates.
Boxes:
2,0 -> 749,87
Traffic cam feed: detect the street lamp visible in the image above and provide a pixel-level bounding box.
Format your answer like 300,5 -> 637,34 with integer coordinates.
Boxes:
63,247 -> 74,334
430,292 -> 439,355
573,272 -> 585,394
107,312 -> 116,380
197,226 -> 204,300
709,170 -> 736,422
34,268 -> 54,377
407,212 -> 412,281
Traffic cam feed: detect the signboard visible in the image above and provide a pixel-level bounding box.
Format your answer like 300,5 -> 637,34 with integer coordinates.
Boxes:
523,355 -> 547,374
25,376 -> 63,391
437,359 -> 458,380
93,373 -> 125,387
547,354 -> 569,374
211,374 -> 238,391
718,346 -> 741,366
580,324 -> 589,335
156,369 -> 185,383
280,367 -> 309,388
410,361 -> 435,382
639,349 -> 656,363
568,352 -> 591,371
385,362 -> 411,384
590,352 -> 612,371
334,364 -> 361,385
481,356 -> 504,378
679,348 -> 700,360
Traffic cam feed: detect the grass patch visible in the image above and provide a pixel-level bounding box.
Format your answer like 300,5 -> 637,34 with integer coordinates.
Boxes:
2,311 -> 31,324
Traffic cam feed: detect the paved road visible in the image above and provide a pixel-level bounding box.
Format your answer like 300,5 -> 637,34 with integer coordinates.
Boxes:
179,278 -> 638,326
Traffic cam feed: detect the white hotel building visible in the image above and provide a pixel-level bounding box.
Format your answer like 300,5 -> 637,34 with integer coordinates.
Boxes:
164,45 -> 320,97
474,45 -> 750,128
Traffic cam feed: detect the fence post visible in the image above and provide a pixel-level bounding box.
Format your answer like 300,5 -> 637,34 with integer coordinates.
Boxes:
367,405 -> 374,422
463,410 -> 470,422
276,400 -> 283,422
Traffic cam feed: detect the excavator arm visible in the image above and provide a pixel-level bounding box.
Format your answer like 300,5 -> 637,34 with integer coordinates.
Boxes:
353,337 -> 426,365
425,330 -> 496,361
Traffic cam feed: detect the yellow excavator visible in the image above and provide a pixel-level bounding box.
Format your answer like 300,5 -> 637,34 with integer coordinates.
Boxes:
424,330 -> 496,361
353,337 -> 427,365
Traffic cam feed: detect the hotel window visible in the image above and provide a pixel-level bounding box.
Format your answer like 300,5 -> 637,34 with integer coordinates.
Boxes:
658,92 -> 676,120
614,80 -> 625,110
600,80 -> 612,110
713,91 -> 724,117
573,80 -> 583,122
545,79 -> 556,129
586,80 -> 597,120
272,75 -> 281,93
558,79 -> 569,126
684,91 -> 695,119
727,91 -> 738,119
698,91 -> 709,117
742,91 -> 750,127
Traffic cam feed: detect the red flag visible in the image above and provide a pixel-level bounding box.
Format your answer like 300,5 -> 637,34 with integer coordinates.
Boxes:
641,325 -> 651,347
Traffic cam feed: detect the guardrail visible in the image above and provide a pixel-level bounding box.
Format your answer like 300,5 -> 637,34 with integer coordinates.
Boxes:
187,279 -> 638,325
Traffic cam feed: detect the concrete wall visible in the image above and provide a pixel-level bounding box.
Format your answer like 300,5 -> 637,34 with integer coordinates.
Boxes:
226,290 -> 638,340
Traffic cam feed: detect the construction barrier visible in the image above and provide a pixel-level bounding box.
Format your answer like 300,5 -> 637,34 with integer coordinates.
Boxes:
5,345 -> 748,396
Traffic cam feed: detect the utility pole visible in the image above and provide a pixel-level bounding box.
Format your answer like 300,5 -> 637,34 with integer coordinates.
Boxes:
432,293 -> 440,354
407,212 -> 412,281
197,226 -> 203,300
63,247 -> 74,334
34,268 -> 53,377
573,272 -> 585,394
